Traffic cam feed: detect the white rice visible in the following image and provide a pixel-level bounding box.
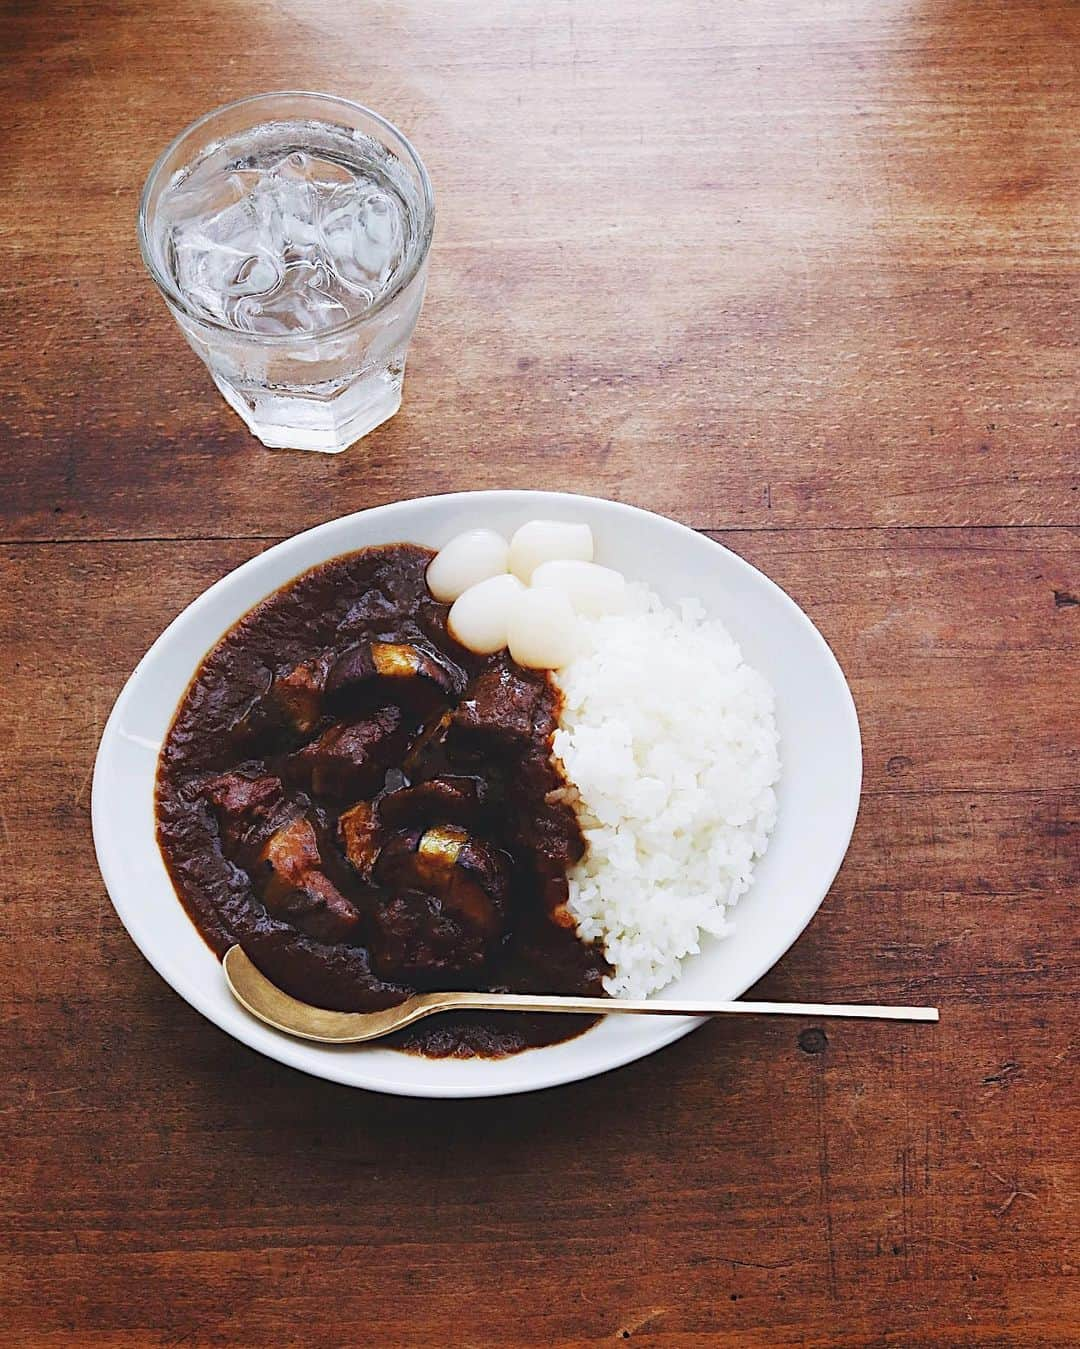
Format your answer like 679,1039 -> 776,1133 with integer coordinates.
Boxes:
551,583 -> 780,998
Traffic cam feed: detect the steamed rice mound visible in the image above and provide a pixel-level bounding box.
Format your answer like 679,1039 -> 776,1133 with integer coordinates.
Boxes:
551,583 -> 780,998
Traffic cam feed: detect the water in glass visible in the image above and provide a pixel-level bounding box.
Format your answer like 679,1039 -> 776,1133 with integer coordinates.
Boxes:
142,104 -> 431,452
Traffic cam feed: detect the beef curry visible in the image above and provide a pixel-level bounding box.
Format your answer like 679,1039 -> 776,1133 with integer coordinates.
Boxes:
156,544 -> 609,1057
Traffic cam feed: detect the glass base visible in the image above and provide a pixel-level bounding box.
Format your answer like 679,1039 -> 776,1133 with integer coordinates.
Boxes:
214,373 -> 403,453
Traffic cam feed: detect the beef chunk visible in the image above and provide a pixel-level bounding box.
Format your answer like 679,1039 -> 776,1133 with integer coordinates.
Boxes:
511,794 -> 585,884
400,708 -> 454,779
289,706 -> 405,799
203,771 -> 283,822
366,891 -> 490,984
266,870 -> 361,945
451,663 -> 545,754
377,775 -> 488,830
507,749 -> 585,877
271,654 -> 334,734
202,772 -> 288,856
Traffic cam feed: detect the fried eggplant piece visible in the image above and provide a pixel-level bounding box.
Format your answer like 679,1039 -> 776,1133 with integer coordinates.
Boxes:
338,800 -> 383,880
254,815 -> 361,944
325,641 -> 466,718
366,826 -> 512,981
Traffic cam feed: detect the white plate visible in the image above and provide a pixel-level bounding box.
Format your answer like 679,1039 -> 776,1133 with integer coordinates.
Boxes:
93,491 -> 861,1098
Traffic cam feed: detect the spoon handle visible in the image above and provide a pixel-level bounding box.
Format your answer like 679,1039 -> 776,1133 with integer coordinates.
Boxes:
434,993 -> 939,1022
222,946 -> 939,1044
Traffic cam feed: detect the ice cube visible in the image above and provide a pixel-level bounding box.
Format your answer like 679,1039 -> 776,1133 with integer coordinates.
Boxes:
277,149 -> 355,189
275,151 -> 315,181
240,283 -> 318,335
304,288 -> 350,325
350,220 -> 389,279
249,178 -> 286,256
229,252 -> 280,297
321,203 -> 355,264
362,193 -> 397,247
171,227 -> 255,322
164,167 -> 260,226
261,172 -> 320,251
159,130 -> 412,333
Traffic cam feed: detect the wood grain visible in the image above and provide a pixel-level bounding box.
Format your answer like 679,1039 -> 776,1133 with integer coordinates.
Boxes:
1,0 -> 1077,541
1,1 -> 1077,1346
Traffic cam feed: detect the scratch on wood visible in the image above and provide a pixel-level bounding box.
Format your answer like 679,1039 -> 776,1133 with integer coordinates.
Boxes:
73,755 -> 96,808
910,1233 -> 977,1253
981,1061 -> 1019,1086
811,1056 -> 839,1299
720,1255 -> 795,1271
74,693 -> 104,807
987,1168 -> 1036,1219
618,1308 -> 667,1338
994,1189 -> 1024,1218
438,226 -> 626,251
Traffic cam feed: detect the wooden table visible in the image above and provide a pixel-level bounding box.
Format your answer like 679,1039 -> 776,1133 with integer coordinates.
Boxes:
2,2 -> 1077,1344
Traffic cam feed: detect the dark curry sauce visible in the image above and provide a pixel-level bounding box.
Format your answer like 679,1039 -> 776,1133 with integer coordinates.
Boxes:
156,544 -> 609,1057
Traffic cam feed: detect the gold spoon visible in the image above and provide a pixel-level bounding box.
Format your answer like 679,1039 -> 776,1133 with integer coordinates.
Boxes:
223,945 -> 939,1044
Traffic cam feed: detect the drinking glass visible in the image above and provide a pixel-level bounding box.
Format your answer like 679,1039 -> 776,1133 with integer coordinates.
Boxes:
138,92 -> 435,453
